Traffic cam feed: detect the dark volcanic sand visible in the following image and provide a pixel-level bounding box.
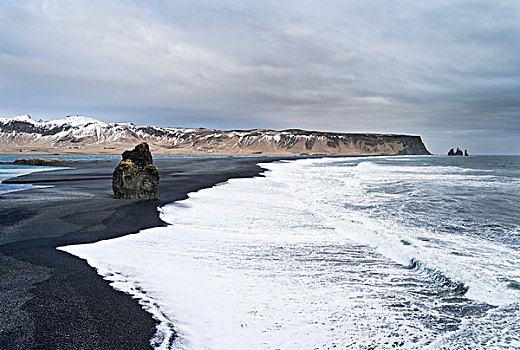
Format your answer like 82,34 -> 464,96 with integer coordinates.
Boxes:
0,157 -> 283,350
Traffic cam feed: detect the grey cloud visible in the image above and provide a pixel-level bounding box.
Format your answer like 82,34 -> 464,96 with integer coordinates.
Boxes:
1,0 -> 519,154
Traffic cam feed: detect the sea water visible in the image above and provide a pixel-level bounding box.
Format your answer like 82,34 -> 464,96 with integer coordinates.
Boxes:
59,155 -> 520,349
0,164 -> 62,194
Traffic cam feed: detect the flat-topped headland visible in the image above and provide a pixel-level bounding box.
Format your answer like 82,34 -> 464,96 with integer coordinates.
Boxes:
0,115 -> 431,156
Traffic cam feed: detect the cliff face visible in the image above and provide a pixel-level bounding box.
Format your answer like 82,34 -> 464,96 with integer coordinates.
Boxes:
0,115 -> 431,156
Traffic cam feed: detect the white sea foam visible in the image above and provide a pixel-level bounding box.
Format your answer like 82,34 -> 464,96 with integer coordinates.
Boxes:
59,156 -> 520,349
260,158 -> 520,305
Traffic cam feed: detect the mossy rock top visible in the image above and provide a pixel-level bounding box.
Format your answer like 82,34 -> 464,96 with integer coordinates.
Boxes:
122,142 -> 153,167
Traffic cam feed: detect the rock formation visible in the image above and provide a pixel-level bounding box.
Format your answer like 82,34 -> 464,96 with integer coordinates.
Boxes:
448,148 -> 464,156
112,142 -> 159,200
4,158 -> 65,166
464,149 -> 469,156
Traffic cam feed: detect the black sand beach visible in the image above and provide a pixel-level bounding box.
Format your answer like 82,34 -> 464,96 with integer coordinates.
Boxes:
0,157 -> 281,349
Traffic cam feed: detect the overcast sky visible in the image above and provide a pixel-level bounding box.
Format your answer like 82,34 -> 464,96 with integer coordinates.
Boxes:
1,0 -> 519,154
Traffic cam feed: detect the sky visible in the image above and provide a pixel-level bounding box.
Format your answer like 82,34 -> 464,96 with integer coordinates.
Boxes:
1,0 -> 519,154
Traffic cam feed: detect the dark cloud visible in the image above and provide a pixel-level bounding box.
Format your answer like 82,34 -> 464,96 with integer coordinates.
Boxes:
1,0 -> 519,154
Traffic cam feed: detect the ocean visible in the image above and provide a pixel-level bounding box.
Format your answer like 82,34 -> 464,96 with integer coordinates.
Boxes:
59,155 -> 520,349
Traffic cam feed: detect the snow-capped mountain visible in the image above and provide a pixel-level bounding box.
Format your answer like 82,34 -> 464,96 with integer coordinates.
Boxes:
0,115 -> 431,155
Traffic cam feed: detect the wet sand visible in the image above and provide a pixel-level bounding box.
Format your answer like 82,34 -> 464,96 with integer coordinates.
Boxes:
0,157 -> 283,349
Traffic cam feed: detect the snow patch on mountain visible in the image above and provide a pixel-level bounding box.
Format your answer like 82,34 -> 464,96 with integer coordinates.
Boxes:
48,115 -> 103,127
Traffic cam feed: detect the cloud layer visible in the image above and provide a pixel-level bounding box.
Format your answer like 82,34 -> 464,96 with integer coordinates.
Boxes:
1,0 -> 519,153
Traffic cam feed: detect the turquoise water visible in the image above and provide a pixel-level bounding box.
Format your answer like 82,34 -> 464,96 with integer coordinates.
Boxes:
0,164 -> 59,194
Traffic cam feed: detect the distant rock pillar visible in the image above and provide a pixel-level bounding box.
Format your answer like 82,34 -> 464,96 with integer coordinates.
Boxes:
112,142 -> 159,200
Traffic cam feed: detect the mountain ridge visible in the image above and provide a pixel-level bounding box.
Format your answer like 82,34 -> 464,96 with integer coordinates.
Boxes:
0,115 -> 431,156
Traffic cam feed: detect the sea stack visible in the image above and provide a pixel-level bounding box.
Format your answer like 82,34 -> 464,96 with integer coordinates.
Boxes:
448,147 -> 464,156
112,142 -> 159,200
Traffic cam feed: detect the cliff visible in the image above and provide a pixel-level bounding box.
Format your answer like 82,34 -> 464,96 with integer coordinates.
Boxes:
0,115 -> 431,156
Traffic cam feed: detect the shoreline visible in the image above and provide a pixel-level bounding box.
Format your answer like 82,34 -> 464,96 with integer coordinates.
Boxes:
0,157 -> 287,349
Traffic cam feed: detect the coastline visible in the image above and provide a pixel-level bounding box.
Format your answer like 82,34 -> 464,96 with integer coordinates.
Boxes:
51,155 -> 520,349
0,157 -> 286,349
